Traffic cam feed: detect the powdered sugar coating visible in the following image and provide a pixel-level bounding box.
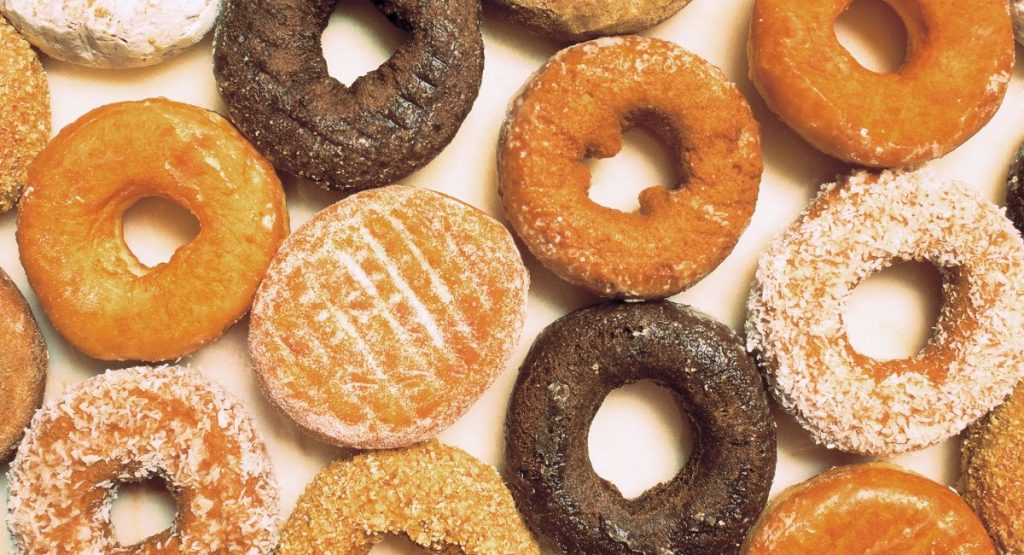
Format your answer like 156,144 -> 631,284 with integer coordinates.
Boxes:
6,366 -> 280,554
746,169 -> 1024,456
250,186 -> 530,450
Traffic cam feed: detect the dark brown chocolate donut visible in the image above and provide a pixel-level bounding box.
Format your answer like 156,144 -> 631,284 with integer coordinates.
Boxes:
1007,143 -> 1024,231
213,0 -> 483,192
505,301 -> 776,555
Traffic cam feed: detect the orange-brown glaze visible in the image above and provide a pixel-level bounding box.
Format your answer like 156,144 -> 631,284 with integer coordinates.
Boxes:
0,267 -> 46,462
743,463 -> 995,554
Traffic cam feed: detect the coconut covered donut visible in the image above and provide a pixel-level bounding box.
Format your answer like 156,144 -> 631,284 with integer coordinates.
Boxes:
491,0 -> 692,42
0,0 -> 221,68
7,366 -> 280,553
749,0 -> 1013,167
746,169 -> 1024,456
0,266 -> 47,463
18,99 -> 289,362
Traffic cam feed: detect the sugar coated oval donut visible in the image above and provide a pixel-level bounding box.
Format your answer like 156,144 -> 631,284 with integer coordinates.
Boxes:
0,267 -> 47,463
506,301 -> 776,555
743,463 -> 995,554
214,0 -> 484,192
0,16 -> 50,214
249,185 -> 529,449
491,0 -> 692,42
961,383 -> 1024,553
0,0 -> 220,69
746,169 -> 1024,456
749,0 -> 1013,167
17,98 -> 289,362
7,365 -> 280,553
499,36 -> 762,299
279,440 -> 539,554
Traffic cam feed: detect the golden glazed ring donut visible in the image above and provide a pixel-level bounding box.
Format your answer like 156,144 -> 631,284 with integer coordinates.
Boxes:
0,266 -> 47,462
746,169 -> 1024,456
749,0 -> 1013,167
278,440 -> 539,554
17,98 -> 289,362
499,36 -> 762,299
7,366 -> 280,553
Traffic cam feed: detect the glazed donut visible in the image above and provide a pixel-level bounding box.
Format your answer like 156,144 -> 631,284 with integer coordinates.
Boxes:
17,98 -> 289,362
491,0 -> 692,42
748,0 -> 1013,167
250,186 -> 529,449
961,382 -> 1024,553
743,463 -> 995,554
279,440 -> 538,554
0,16 -> 50,214
214,0 -> 484,192
0,266 -> 46,462
7,366 -> 280,553
0,0 -> 221,69
499,36 -> 762,299
505,301 -> 776,555
746,169 -> 1024,456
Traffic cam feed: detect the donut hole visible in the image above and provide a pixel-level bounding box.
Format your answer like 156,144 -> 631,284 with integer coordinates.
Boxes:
370,534 -> 434,553
588,380 -> 693,499
110,476 -> 178,547
843,260 -> 943,361
322,0 -> 410,86
122,197 -> 199,268
834,0 -> 909,74
586,118 -> 681,214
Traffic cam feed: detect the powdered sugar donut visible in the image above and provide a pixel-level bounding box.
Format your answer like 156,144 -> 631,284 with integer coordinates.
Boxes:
0,0 -> 221,69
746,169 -> 1024,456
7,366 -> 280,553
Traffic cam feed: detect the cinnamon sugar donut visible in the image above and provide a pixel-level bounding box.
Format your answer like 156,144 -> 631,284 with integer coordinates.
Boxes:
249,185 -> 529,449
499,36 -> 761,299
17,98 -> 289,362
743,463 -> 995,554
491,0 -> 692,42
7,366 -> 280,554
749,0 -> 1013,167
746,169 -> 1024,455
0,266 -> 47,463
279,440 -> 539,554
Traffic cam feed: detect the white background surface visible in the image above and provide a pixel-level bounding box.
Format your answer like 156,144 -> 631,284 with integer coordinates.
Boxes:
3,0 -> 1024,552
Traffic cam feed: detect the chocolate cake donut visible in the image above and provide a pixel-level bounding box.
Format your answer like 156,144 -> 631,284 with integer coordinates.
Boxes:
505,301 -> 776,555
1006,142 -> 1024,232
213,0 -> 484,192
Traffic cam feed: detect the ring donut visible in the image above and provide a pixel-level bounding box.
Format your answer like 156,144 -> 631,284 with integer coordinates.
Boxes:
744,463 -> 995,553
214,0 -> 484,192
491,0 -> 692,42
1013,1 -> 1024,44
1005,141 -> 1024,232
746,169 -> 1024,455
499,36 -> 762,299
505,301 -> 776,555
0,0 -> 221,68
7,366 -> 280,553
0,267 -> 46,462
17,98 -> 289,362
279,440 -> 539,554
748,0 -> 1013,167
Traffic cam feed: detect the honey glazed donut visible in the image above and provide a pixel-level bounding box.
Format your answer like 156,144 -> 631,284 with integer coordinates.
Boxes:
17,98 -> 289,362
0,266 -> 47,463
499,36 -> 762,299
746,169 -> 1024,456
749,0 -> 1013,167
7,366 -> 280,554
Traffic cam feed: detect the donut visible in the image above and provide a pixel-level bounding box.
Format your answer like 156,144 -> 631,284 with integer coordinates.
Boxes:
0,266 -> 46,463
1005,142 -> 1024,232
748,0 -> 1013,167
0,0 -> 220,69
0,16 -> 50,214
505,301 -> 776,555
214,0 -> 484,192
743,463 -> 995,553
1013,1 -> 1024,45
746,169 -> 1024,456
279,440 -> 538,553
961,383 -> 1024,553
490,0 -> 692,42
7,365 -> 280,553
249,185 -> 529,449
17,99 -> 289,362
499,36 -> 762,299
